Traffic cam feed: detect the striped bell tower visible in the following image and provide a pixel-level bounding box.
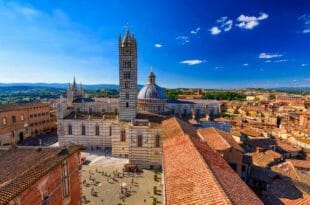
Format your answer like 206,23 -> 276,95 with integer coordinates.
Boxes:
118,29 -> 137,121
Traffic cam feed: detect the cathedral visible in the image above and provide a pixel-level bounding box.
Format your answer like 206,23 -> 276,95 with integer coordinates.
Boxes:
57,29 -> 220,168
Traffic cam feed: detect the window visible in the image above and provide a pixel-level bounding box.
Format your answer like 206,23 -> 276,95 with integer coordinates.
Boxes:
95,125 -> 100,136
126,102 -> 129,108
109,126 -> 112,136
102,108 -> 105,113
137,135 -> 143,147
124,71 -> 131,79
2,117 -> 7,125
68,125 -> 72,135
89,108 -> 92,114
124,82 -> 130,89
12,116 -> 16,123
155,134 -> 160,148
120,129 -> 126,141
124,61 -> 131,68
61,160 -> 70,198
30,114 -> 33,118
125,92 -> 129,99
20,114 -> 24,121
81,125 -> 86,135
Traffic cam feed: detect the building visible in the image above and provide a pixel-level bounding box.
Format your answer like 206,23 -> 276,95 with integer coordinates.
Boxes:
0,103 -> 56,145
57,29 -> 221,169
0,145 -> 81,205
119,30 -> 138,121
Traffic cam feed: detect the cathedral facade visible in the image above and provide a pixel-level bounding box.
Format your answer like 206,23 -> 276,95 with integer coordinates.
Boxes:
57,29 -> 220,169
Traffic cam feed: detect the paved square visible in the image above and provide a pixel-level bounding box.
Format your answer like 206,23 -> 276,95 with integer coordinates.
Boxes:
81,151 -> 163,205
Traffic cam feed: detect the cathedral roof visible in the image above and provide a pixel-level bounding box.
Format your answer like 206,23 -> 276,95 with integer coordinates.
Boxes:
138,70 -> 167,100
138,84 -> 166,100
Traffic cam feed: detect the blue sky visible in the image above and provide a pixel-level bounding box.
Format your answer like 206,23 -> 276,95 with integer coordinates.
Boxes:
0,0 -> 309,88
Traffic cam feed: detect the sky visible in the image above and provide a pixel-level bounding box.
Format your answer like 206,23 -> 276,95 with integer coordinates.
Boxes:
0,0 -> 309,89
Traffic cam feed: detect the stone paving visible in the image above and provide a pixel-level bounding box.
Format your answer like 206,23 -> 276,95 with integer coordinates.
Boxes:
81,151 -> 163,205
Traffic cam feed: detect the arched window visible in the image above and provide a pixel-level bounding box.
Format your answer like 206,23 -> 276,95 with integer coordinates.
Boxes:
137,134 -> 143,147
81,125 -> 86,135
95,125 -> 100,136
109,126 -> 112,136
2,117 -> 7,125
125,92 -> 129,99
124,82 -> 130,89
126,102 -> 129,108
12,116 -> 16,123
155,134 -> 160,148
68,124 -> 72,135
120,129 -> 126,141
20,114 -> 24,121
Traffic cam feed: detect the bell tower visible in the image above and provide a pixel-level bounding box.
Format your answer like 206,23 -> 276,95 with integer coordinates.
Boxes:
119,29 -> 137,121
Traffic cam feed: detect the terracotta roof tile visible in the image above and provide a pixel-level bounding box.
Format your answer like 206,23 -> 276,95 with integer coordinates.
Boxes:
0,145 -> 81,205
197,127 -> 244,152
162,117 -> 262,205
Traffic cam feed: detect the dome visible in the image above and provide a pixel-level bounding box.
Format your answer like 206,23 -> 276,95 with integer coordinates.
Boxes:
138,84 -> 167,100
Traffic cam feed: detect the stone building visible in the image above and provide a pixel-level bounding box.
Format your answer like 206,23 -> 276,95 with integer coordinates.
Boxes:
57,29 -> 221,169
0,103 -> 56,145
0,145 -> 81,205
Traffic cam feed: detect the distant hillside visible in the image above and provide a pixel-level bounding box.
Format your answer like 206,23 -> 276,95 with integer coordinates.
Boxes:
0,83 -> 144,90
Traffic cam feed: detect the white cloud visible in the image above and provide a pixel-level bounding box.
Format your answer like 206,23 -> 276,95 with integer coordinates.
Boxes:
303,29 -> 310,33
274,59 -> 288,63
176,36 -> 190,44
210,17 -> 233,34
259,52 -> 283,59
243,63 -> 249,66
299,15 -> 310,34
236,12 -> 268,30
209,26 -> 221,35
180,59 -> 205,65
265,60 -> 272,63
154,43 -> 162,48
215,66 -> 223,70
301,64 -> 308,67
190,27 -> 200,34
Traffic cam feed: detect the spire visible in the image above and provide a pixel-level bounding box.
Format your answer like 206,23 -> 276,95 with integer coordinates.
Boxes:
72,76 -> 77,89
123,24 -> 132,43
148,67 -> 156,84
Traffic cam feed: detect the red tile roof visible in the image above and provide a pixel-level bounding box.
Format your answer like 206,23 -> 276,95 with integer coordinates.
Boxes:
271,161 -> 300,181
197,127 -> 244,152
0,145 -> 81,205
162,117 -> 262,205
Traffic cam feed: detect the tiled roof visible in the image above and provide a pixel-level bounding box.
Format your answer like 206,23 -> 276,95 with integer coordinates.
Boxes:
0,102 -> 48,112
264,178 -> 310,205
251,150 -> 281,168
0,145 -> 81,205
288,159 -> 310,169
197,127 -> 244,152
271,161 -> 300,181
162,117 -> 262,205
241,128 -> 262,138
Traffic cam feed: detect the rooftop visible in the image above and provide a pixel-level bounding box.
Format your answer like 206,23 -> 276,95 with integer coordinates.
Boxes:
162,117 -> 262,205
197,127 -> 244,152
0,145 -> 81,205
64,111 -> 118,120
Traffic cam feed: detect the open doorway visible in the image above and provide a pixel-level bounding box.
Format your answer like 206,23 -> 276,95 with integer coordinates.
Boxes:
19,132 -> 24,142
